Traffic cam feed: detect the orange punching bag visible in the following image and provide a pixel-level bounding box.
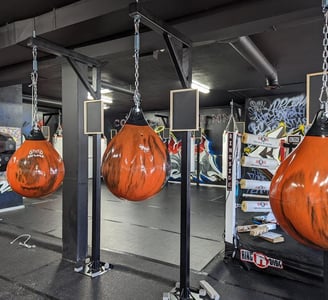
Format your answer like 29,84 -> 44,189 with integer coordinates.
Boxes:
269,110 -> 328,249
6,128 -> 65,198
102,106 -> 170,201
101,15 -> 170,201
270,7 -> 328,250
6,42 -> 65,198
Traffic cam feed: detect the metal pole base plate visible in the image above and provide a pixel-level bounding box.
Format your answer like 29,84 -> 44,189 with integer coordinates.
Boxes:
75,259 -> 112,278
163,288 -> 205,300
163,280 -> 220,300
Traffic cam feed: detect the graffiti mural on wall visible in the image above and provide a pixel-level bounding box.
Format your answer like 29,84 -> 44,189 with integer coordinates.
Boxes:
246,94 -> 306,135
164,130 -> 223,184
192,132 -> 224,184
143,107 -> 238,185
243,94 -> 306,193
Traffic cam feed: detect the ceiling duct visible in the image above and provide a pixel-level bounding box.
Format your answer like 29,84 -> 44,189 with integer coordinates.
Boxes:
229,36 -> 279,90
23,94 -> 62,108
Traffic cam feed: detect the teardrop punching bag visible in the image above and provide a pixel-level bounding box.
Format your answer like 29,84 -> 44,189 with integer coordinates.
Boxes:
269,110 -> 328,249
6,42 -> 64,198
101,106 -> 170,201
101,14 -> 170,201
6,129 -> 65,198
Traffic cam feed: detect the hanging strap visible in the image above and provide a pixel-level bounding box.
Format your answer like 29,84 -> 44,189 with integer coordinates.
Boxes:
55,110 -> 63,136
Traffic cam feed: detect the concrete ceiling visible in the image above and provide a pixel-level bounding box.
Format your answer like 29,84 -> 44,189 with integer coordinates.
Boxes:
0,0 -> 323,113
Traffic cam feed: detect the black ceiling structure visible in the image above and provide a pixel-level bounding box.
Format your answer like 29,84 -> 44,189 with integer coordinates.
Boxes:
0,0 -> 323,113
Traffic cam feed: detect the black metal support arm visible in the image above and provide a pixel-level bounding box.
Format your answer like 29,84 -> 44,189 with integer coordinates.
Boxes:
129,2 -> 192,48
129,2 -> 192,90
27,36 -> 100,67
66,57 -> 99,100
163,33 -> 191,89
27,36 -> 101,100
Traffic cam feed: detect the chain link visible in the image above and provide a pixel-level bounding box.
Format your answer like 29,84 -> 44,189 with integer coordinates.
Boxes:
133,15 -> 141,110
30,45 -> 39,130
319,11 -> 328,113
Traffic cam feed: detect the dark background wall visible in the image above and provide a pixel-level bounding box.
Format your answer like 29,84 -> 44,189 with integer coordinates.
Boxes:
0,84 -> 23,209
0,85 -> 23,128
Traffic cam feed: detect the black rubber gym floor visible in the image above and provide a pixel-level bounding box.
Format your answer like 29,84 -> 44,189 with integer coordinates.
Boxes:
0,183 -> 323,299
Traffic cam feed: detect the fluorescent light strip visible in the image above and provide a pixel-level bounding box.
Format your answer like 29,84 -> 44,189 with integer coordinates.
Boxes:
102,96 -> 113,104
191,80 -> 210,94
87,92 -> 113,103
101,88 -> 112,94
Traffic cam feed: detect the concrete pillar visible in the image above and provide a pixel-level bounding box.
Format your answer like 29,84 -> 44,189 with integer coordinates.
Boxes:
62,62 -> 88,263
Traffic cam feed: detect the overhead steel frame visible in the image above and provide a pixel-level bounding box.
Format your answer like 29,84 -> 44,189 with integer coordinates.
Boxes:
27,36 -> 110,277
129,3 -> 218,300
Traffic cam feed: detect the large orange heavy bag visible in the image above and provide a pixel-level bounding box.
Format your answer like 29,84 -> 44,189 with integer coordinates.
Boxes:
6,129 -> 65,198
269,110 -> 328,249
102,107 -> 170,201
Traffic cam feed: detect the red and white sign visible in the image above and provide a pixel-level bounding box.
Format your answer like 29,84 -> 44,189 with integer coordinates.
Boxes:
240,249 -> 283,269
226,132 -> 234,191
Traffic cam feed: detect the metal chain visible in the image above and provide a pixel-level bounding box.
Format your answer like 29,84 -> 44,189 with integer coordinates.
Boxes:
30,45 -> 39,130
319,10 -> 328,114
133,14 -> 141,110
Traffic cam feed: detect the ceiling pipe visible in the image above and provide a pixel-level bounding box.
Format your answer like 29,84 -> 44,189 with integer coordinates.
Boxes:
229,36 -> 279,90
23,94 -> 62,107
101,80 -> 134,96
23,80 -> 133,108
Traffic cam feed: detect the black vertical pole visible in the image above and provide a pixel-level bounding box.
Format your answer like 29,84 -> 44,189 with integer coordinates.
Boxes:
91,134 -> 101,270
180,131 -> 191,299
196,142 -> 200,187
324,251 -> 328,299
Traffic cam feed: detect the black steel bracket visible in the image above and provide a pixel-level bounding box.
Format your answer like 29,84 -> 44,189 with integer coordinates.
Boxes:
27,36 -> 101,100
163,33 -> 191,89
129,2 -> 192,89
129,2 -> 191,48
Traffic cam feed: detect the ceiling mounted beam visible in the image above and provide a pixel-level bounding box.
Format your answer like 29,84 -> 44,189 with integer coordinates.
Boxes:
0,0 -> 135,50
179,0 -> 321,44
28,36 -> 102,99
77,0 -> 321,58
0,0 -> 318,55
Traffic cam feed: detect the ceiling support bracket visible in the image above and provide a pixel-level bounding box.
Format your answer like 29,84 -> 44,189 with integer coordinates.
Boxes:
163,33 -> 191,89
129,2 -> 192,48
27,36 -> 102,99
129,2 -> 192,89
